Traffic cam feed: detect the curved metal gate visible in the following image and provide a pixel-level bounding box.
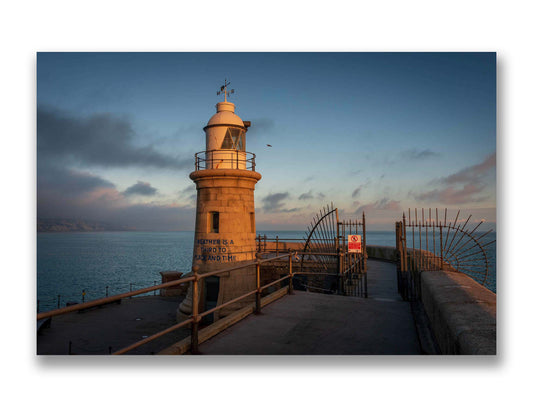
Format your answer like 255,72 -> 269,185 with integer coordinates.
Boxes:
296,204 -> 367,296
396,208 -> 495,300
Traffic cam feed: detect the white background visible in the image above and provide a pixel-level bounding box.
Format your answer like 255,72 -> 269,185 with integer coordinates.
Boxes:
1,1 -> 530,406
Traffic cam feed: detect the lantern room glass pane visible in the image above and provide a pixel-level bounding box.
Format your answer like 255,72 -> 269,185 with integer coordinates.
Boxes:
221,131 -> 233,149
221,128 -> 245,151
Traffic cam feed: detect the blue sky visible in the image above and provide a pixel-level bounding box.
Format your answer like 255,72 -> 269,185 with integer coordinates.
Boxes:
37,52 -> 496,231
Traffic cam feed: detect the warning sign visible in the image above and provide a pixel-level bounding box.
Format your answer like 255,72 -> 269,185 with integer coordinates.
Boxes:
348,235 -> 362,253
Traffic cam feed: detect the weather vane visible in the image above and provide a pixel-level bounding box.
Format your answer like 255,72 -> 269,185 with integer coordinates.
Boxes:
217,79 -> 234,102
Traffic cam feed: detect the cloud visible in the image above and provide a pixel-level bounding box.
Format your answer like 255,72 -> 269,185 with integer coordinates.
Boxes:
413,182 -> 487,205
262,192 -> 302,213
177,184 -> 196,202
38,163 -> 116,198
262,192 -> 290,212
352,186 -> 362,198
298,190 -> 313,200
441,152 -> 496,185
401,148 -> 440,160
123,181 -> 157,196
38,164 -> 123,219
411,152 -> 495,205
37,164 -> 194,230
355,198 -> 401,215
37,105 -> 190,169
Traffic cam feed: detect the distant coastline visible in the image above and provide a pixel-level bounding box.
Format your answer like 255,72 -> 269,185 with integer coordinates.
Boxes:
37,218 -> 135,233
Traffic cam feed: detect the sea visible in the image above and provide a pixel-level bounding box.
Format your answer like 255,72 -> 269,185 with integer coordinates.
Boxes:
37,230 -> 496,312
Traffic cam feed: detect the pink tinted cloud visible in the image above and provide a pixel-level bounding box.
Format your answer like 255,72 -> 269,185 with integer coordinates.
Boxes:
413,152 -> 495,205
442,152 -> 496,185
415,182 -> 487,205
355,198 -> 401,215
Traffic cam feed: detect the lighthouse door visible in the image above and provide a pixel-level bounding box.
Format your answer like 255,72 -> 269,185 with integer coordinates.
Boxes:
203,276 -> 220,323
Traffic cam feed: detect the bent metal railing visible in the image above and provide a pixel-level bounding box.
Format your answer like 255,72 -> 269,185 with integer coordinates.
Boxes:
194,150 -> 256,171
38,252 -> 306,355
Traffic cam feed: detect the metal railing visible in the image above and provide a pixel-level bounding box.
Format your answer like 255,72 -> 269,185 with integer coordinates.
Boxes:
37,252 -> 297,355
395,208 -> 495,301
37,280 -> 161,314
194,150 -> 256,171
37,247 -> 372,354
257,234 -> 367,298
256,235 -> 306,255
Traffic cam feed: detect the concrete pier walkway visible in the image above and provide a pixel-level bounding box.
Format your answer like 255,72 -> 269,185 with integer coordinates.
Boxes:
199,259 -> 421,355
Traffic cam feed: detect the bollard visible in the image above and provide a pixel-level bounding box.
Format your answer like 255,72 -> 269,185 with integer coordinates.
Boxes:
57,294 -> 61,308
191,265 -> 200,354
106,286 -> 109,297
154,281 -> 157,296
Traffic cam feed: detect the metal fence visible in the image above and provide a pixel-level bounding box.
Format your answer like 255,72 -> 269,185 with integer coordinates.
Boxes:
255,206 -> 367,297
38,253 -> 298,355
396,208 -> 495,301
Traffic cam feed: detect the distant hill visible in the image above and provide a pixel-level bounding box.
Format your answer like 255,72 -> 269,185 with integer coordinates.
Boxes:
37,218 -> 135,232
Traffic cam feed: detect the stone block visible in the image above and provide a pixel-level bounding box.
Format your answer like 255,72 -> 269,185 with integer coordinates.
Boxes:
160,271 -> 186,296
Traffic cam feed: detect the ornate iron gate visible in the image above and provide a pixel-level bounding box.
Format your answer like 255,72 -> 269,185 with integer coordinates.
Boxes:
396,208 -> 495,301
297,204 -> 367,297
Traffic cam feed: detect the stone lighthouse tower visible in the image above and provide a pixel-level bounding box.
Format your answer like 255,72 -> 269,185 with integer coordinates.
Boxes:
178,81 -> 261,319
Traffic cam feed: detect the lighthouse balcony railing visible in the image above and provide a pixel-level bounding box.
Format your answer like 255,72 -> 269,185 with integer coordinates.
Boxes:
195,149 -> 256,171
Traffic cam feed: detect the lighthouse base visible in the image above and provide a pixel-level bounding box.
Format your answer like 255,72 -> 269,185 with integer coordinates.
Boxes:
177,261 -> 257,322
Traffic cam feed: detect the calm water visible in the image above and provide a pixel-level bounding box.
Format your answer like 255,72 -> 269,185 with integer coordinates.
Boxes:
37,230 -> 496,312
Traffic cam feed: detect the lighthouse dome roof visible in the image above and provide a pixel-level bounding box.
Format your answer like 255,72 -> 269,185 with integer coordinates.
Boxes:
206,102 -> 244,128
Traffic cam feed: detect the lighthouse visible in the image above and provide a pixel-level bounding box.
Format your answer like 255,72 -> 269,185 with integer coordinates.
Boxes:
178,81 -> 261,319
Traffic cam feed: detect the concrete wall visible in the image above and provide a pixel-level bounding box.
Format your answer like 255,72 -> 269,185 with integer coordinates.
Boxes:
259,241 -> 305,253
366,245 -> 396,262
420,271 -> 496,354
367,245 -> 496,355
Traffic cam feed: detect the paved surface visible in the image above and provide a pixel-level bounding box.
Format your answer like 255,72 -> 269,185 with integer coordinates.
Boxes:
37,296 -> 188,355
199,259 -> 421,355
37,260 -> 422,355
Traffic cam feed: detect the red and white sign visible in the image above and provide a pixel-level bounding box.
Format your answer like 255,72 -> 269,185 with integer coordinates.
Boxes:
348,235 -> 362,253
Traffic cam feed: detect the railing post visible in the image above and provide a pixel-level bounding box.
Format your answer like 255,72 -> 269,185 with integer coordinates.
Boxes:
255,253 -> 262,314
276,236 -> 279,256
191,265 -> 200,354
288,251 -> 294,294
362,212 -> 367,273
439,223 -> 444,270
339,251 -> 345,296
